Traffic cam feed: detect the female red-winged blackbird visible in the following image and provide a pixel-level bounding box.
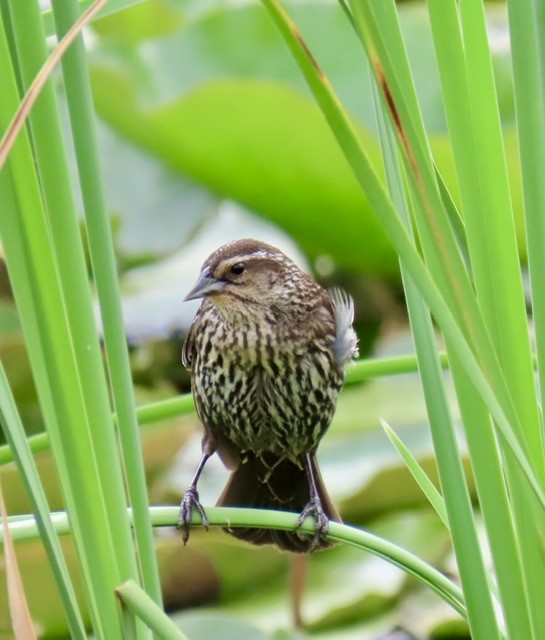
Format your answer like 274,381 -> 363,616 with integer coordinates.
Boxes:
179,239 -> 358,553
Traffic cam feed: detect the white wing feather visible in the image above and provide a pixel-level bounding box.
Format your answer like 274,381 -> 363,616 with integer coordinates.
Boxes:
329,288 -> 359,368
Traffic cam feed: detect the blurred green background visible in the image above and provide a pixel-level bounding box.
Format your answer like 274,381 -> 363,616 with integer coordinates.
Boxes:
0,1 -> 514,637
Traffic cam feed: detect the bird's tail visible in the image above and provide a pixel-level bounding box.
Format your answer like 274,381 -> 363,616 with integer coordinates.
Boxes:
216,453 -> 340,553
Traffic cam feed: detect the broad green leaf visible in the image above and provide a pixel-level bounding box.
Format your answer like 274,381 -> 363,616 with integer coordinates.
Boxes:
93,121 -> 219,260
89,1 -> 524,276
174,612 -> 270,640
41,0 -> 147,37
92,73 -> 394,276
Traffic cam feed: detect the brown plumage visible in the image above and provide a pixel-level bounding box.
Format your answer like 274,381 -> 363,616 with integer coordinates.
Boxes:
179,239 -> 358,553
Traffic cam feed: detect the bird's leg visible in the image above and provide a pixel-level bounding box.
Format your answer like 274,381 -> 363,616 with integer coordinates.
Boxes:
178,442 -> 214,544
294,453 -> 330,551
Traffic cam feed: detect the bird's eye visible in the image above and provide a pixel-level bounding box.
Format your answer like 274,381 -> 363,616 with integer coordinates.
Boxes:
230,262 -> 246,276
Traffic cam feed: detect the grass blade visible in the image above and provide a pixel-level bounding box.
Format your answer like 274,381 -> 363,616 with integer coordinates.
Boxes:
508,0 -> 545,450
0,480 -> 37,640
381,420 -> 447,526
51,0 -> 162,608
257,0 -> 545,516
427,4 -> 545,636
0,0 -> 108,170
371,70 -> 500,637
0,6 -> 132,636
0,361 -> 86,639
6,0 -> 139,583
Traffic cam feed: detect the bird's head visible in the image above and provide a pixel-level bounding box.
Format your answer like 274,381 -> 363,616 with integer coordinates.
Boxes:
184,239 -> 314,313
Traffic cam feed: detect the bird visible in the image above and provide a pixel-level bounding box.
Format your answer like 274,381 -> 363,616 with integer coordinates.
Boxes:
178,238 -> 358,553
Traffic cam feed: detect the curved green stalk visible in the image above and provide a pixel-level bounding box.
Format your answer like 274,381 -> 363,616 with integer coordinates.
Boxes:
4,507 -> 466,620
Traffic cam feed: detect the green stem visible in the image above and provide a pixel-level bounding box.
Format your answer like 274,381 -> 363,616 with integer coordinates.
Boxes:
0,353 -> 445,466
116,580 -> 189,640
5,507 -> 466,620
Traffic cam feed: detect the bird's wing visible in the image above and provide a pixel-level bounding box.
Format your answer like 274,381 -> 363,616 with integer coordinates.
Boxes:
181,316 -> 198,370
329,288 -> 359,368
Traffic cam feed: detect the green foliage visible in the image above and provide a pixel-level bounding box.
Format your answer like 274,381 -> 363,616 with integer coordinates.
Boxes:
88,0 -> 524,276
2,0 -> 545,638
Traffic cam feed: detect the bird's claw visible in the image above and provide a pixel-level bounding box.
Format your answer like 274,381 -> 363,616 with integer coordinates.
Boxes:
177,486 -> 209,545
294,498 -> 330,551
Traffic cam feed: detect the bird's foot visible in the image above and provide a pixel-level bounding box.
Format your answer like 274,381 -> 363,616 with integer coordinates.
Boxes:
177,486 -> 209,545
294,497 -> 330,551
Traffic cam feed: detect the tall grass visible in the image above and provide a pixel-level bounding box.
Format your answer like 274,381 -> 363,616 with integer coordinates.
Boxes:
0,0 -> 157,636
0,0 -> 544,638
258,0 -> 545,637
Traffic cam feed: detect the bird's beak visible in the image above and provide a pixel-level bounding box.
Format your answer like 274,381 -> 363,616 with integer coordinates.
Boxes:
184,267 -> 226,301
